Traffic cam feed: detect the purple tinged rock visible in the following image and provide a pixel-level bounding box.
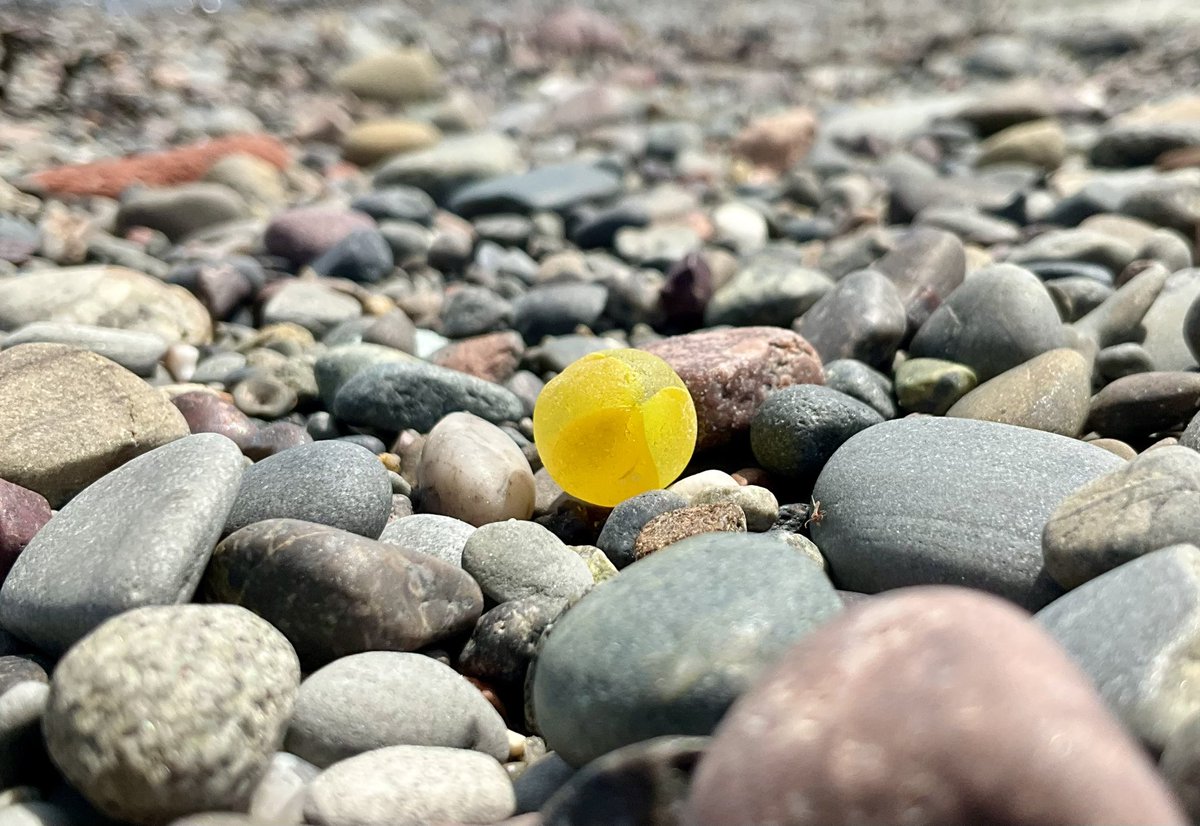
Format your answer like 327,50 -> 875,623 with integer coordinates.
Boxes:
794,269 -> 906,372
264,207 -> 376,267
682,587 -> 1186,826
0,479 -> 51,586
873,227 -> 965,333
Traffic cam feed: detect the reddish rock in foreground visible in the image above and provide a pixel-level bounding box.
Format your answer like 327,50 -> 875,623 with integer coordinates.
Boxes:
683,587 -> 1186,826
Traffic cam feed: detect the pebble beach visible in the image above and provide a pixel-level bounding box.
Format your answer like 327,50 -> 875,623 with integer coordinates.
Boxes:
2,0 -> 1200,823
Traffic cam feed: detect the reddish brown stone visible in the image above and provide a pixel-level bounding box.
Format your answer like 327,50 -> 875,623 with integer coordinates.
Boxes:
633,503 -> 746,559
172,391 -> 254,443
431,331 -> 524,383
644,327 -> 824,449
0,479 -> 52,585
732,109 -> 817,173
683,587 -> 1186,826
1157,146 -> 1200,171
23,135 -> 290,199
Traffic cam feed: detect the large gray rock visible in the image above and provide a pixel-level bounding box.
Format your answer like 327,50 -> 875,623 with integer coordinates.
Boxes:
334,362 -> 524,432
0,343 -> 190,507
945,348 -> 1092,437
44,605 -> 300,825
1038,545 -> 1200,752
0,433 -> 244,655
286,651 -> 509,767
810,417 -> 1124,610
529,532 -> 841,767
303,745 -> 515,826
1044,447 -> 1200,589
313,343 -> 412,409
205,519 -> 483,667
449,162 -> 622,218
223,441 -> 392,539
909,263 -> 1066,381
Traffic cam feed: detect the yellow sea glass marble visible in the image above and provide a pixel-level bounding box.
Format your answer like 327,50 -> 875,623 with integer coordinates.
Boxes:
533,349 -> 698,507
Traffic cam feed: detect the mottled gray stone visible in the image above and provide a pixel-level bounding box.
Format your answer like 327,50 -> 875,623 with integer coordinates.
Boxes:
0,434 -> 244,655
462,520 -> 592,603
223,441 -> 392,539
44,605 -> 299,825
287,651 -> 509,767
378,514 -> 476,567
750,384 -> 883,479
1,323 -> 167,377
459,596 -> 567,685
811,417 -> 1124,610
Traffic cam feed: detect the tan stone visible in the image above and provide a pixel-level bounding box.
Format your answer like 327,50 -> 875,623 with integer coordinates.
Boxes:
732,108 -> 817,173
342,120 -> 442,166
333,49 -> 442,103
633,503 -> 746,559
977,118 -> 1067,171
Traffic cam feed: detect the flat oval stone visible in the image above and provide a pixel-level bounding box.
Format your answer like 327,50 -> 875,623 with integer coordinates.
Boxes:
530,532 -> 841,767
1087,371 -> 1200,440
0,433 -> 244,655
0,343 -> 191,508
1073,262 -> 1169,350
910,263 -> 1065,381
334,362 -> 524,432
264,207 -> 375,267
1045,447 -> 1200,589
286,651 -> 509,767
303,745 -> 515,826
415,413 -> 536,526
449,162 -> 621,218
1141,268 -> 1200,372
205,519 -> 483,667
684,588 -> 1185,826
1038,545 -> 1200,753
946,348 -> 1092,436
2,322 -> 167,378
44,605 -> 300,825
643,327 -> 824,450
223,441 -> 392,539
116,183 -> 250,242
793,269 -> 907,371
0,265 -> 211,345
512,284 -> 608,344
811,417 -> 1124,610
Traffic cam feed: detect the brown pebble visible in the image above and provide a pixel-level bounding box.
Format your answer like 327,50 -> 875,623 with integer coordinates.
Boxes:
633,503 -> 747,559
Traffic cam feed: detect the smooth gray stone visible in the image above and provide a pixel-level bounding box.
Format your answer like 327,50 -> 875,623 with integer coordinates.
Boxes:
286,651 -> 509,767
512,284 -> 607,344
514,753 -> 574,814
704,247 -> 833,328
1,323 -> 167,377
909,263 -> 1065,381
313,343 -> 411,409
450,162 -> 622,218
378,514 -> 476,567
1073,262 -> 1169,350
794,270 -> 906,371
333,361 -> 524,432
529,532 -> 841,767
302,745 -> 515,826
823,359 -> 897,420
873,227 -> 966,333
249,752 -> 320,825
0,433 -> 244,655
751,384 -> 883,479
223,440 -> 392,539
461,520 -> 592,603
1146,269 -> 1200,371
1037,545 -> 1200,752
811,417 -> 1124,610
1007,228 -> 1136,275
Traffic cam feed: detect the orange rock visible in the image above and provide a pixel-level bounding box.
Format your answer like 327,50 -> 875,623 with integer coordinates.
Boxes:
732,108 -> 817,173
23,134 -> 290,199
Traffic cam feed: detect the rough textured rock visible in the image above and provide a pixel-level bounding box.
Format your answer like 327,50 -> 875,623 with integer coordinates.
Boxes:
205,519 -> 483,667
0,266 -> 211,345
644,327 -> 824,450
945,348 -> 1092,436
530,532 -> 841,767
461,520 -> 593,603
750,384 -> 883,479
43,605 -> 300,825
1038,545 -> 1200,753
595,490 -> 688,569
811,417 -> 1123,610
378,514 -> 476,567
286,651 -> 509,767
632,503 -> 747,558
683,588 -> 1186,826
303,746 -> 514,826
1044,447 -> 1200,589
0,481 -> 51,586
459,596 -> 566,686
0,434 -> 244,655
223,441 -> 392,539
